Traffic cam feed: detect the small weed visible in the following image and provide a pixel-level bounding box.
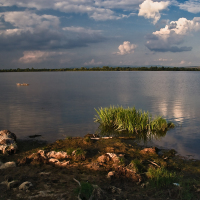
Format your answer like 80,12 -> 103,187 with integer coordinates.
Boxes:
75,148 -> 86,156
75,181 -> 94,199
66,136 -> 72,140
146,167 -> 177,188
67,148 -> 74,155
119,157 -> 125,165
84,136 -> 91,143
52,148 -> 60,152
131,159 -> 145,173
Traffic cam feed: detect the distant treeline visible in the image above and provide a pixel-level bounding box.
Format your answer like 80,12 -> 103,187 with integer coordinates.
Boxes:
0,66 -> 200,72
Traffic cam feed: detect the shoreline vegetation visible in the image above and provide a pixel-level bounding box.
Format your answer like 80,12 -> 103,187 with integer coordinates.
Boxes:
1,136 -> 200,199
94,106 -> 175,143
0,108 -> 199,199
94,106 -> 174,133
0,66 -> 200,72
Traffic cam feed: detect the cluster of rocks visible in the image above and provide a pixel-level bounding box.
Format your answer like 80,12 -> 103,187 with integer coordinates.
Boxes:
18,150 -> 71,167
0,130 -> 17,154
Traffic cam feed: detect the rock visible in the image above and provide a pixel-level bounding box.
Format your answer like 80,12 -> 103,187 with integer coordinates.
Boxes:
0,161 -> 16,169
49,158 -> 59,163
39,172 -> 51,175
90,185 -> 108,200
107,186 -> 122,194
97,154 -> 110,163
37,150 -> 47,159
140,147 -> 158,155
106,153 -> 120,163
0,130 -> 17,154
7,180 -> 19,190
55,160 -> 70,167
87,162 -> 100,170
114,166 -> 142,182
19,181 -> 33,190
46,151 -> 69,159
105,147 -> 115,153
17,157 -> 32,166
107,171 -> 115,179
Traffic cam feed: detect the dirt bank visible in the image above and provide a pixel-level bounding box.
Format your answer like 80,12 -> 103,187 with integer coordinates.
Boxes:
1,136 -> 200,200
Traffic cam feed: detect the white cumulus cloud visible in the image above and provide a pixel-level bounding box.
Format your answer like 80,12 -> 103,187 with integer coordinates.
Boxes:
146,17 -> 200,52
178,0 -> 200,14
84,59 -> 102,65
115,41 -> 137,55
138,0 -> 170,24
19,51 -> 70,63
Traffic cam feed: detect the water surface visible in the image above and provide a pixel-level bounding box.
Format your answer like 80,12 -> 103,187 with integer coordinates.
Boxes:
0,71 -> 200,158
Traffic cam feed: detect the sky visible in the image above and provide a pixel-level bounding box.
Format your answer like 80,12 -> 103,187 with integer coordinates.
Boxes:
0,0 -> 200,69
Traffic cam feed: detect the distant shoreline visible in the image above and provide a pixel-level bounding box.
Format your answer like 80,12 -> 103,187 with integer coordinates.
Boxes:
0,66 -> 200,72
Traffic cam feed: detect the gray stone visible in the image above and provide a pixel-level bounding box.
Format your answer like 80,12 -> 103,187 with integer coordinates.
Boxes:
7,180 -> 19,190
0,130 -> 17,154
0,161 -> 16,169
19,181 -> 33,190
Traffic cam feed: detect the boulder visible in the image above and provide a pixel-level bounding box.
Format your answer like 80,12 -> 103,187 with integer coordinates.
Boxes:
107,171 -> 115,179
140,147 -> 158,155
19,181 -> 33,190
46,151 -> 69,159
0,130 -> 17,154
0,161 -> 16,169
7,180 -> 20,190
97,154 -> 110,163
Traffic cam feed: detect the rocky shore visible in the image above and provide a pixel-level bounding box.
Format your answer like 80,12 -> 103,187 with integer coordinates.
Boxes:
1,131 -> 200,200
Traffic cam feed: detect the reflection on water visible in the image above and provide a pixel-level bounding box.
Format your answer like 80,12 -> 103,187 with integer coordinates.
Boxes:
1,72 -> 200,158
97,126 -> 167,144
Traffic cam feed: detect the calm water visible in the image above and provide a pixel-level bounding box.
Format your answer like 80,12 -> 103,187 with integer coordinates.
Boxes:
0,71 -> 200,158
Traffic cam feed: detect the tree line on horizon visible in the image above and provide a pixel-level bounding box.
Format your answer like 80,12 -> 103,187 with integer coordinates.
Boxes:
0,66 -> 200,72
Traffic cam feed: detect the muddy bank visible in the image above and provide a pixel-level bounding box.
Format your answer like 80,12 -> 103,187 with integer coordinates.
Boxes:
1,136 -> 200,200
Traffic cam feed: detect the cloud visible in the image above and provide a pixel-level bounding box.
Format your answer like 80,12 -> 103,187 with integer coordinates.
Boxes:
155,58 -> 172,61
0,0 -> 139,21
63,26 -> 102,34
0,11 -> 60,29
146,17 -> 200,52
84,59 -> 102,65
180,60 -> 185,65
138,0 -> 170,24
114,41 -> 137,55
178,0 -> 200,14
0,12 -> 106,51
19,51 -> 72,64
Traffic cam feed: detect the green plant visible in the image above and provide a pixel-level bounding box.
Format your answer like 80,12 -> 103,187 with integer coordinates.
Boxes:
75,181 -> 94,199
75,148 -> 86,156
131,159 -> 145,173
84,136 -> 91,143
66,136 -> 72,140
119,157 -> 125,165
94,106 -> 174,134
67,148 -> 74,155
146,167 -> 177,188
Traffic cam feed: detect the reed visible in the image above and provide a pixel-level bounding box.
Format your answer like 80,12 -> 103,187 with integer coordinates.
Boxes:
94,106 -> 174,133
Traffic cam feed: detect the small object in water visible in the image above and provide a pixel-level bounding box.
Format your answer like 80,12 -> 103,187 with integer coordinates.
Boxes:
16,83 -> 29,86
29,134 -> 42,138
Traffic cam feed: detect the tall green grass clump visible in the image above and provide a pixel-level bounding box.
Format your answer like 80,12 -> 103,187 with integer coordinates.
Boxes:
94,106 -> 174,133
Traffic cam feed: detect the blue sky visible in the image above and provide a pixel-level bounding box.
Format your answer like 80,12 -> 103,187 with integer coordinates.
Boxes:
0,0 -> 200,68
